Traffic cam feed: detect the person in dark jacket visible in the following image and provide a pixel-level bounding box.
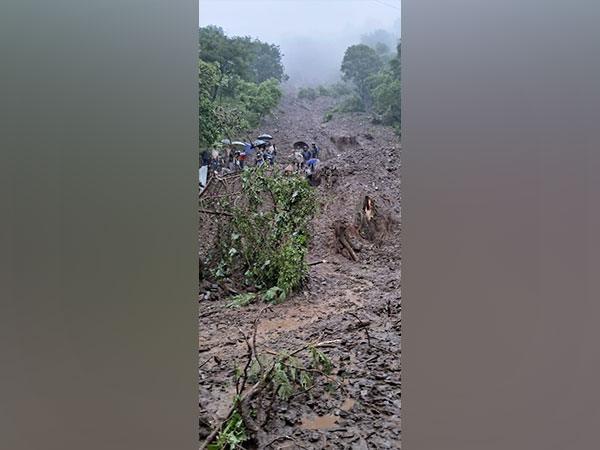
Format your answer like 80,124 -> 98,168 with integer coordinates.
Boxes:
311,143 -> 319,159
302,146 -> 311,163
201,148 -> 211,167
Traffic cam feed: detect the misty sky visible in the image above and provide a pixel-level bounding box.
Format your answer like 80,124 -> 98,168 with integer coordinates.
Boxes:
199,0 -> 401,87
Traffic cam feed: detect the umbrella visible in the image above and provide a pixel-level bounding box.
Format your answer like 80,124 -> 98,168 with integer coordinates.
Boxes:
231,141 -> 246,150
252,140 -> 267,148
257,134 -> 273,140
220,139 -> 231,144
293,141 -> 308,150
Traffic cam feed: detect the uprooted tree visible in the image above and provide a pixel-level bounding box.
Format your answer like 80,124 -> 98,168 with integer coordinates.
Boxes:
199,167 -> 319,304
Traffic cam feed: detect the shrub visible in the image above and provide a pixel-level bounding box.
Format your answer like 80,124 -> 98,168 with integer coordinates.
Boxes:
317,85 -> 329,96
298,87 -> 317,100
206,167 -> 318,300
332,95 -> 365,114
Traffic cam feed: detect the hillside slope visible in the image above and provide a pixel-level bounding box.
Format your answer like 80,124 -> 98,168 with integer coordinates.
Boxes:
200,93 -> 401,449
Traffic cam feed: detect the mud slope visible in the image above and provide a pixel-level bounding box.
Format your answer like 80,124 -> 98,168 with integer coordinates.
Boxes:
200,94 -> 401,449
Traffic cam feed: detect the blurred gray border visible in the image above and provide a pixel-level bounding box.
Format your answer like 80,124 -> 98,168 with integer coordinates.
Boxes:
403,0 -> 600,449
1,1 -> 199,449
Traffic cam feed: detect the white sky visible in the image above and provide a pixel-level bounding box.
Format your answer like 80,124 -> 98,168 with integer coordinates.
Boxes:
199,0 -> 401,86
199,0 -> 401,44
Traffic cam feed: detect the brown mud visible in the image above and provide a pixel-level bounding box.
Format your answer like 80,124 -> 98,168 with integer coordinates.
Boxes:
200,94 -> 401,449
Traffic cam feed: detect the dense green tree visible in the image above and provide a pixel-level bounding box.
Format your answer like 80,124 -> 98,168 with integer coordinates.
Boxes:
334,40 -> 401,134
199,59 -> 220,147
213,105 -> 252,142
367,69 -> 401,127
199,26 -> 255,82
234,78 -> 284,127
340,44 -> 383,105
252,41 -> 288,83
198,26 -> 286,147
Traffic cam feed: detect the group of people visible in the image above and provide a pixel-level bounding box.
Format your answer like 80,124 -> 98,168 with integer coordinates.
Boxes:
292,143 -> 320,179
200,141 -> 278,174
200,138 -> 321,184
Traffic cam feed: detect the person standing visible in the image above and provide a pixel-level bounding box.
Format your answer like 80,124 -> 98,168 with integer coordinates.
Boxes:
238,150 -> 246,169
302,145 -> 311,165
311,143 -> 319,159
293,148 -> 304,171
228,151 -> 235,172
201,148 -> 211,167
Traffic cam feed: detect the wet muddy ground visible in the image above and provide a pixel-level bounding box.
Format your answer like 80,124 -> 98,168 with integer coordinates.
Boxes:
200,94 -> 401,449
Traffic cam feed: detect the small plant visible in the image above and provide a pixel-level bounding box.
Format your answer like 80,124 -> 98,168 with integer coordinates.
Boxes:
298,87 -> 317,100
337,95 -> 365,113
227,293 -> 257,308
323,112 -> 333,122
201,324 -> 342,449
317,85 -> 329,96
262,286 -> 286,304
330,81 -> 353,98
205,395 -> 250,450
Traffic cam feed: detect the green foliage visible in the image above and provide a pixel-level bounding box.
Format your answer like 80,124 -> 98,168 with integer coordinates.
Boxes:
199,60 -> 220,147
227,293 -> 258,308
210,407 -> 250,450
332,95 -> 365,114
253,40 -> 288,83
234,77 -> 284,128
330,81 -> 353,97
341,44 -> 383,104
374,41 -> 391,56
212,104 -> 251,142
207,167 -> 318,300
389,41 -> 401,79
317,85 -> 329,96
309,344 -> 333,375
199,25 -> 255,82
272,346 -> 334,401
273,361 -> 293,400
360,28 -> 398,51
205,345 -> 336,449
366,69 -> 401,126
298,87 -> 317,100
298,81 -> 353,103
334,40 -> 400,132
262,286 -> 286,304
199,26 -> 286,145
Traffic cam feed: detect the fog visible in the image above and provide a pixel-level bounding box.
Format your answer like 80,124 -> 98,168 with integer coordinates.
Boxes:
199,0 -> 401,88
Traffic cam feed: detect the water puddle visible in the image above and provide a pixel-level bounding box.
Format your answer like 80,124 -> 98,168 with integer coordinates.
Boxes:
300,414 -> 339,430
258,317 -> 310,333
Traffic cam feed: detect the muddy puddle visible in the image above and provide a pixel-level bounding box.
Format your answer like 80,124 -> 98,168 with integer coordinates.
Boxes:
300,414 -> 339,430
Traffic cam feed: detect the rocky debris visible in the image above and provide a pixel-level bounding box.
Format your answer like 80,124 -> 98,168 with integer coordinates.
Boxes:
199,93 -> 401,448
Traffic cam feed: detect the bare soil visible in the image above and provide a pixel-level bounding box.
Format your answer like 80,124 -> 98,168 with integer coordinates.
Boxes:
200,94 -> 401,449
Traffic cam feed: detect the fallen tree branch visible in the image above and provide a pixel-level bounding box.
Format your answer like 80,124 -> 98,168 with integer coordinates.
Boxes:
199,208 -> 233,217
307,259 -> 327,266
200,339 -> 341,449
